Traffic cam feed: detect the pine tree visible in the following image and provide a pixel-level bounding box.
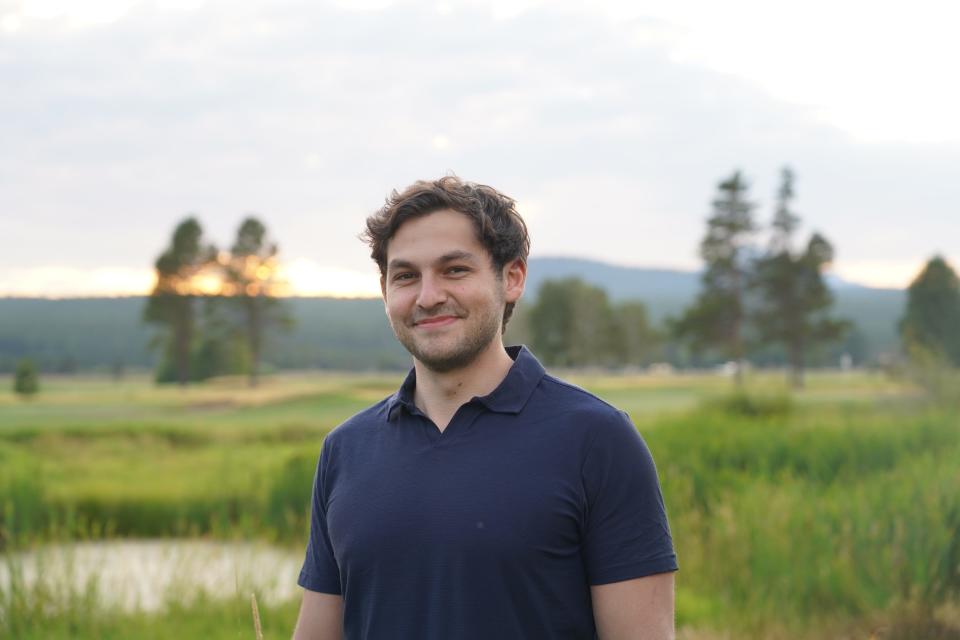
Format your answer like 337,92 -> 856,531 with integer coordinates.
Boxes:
672,170 -> 756,385
752,168 -> 848,388
143,217 -> 217,386
224,217 -> 293,387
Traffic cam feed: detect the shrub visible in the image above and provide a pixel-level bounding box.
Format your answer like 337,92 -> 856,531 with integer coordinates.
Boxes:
13,358 -> 39,398
899,342 -> 960,407
702,390 -> 792,418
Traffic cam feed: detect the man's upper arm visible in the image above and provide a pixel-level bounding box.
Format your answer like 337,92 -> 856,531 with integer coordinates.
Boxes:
292,589 -> 344,640
581,410 -> 678,584
590,572 -> 675,640
299,436 -> 343,593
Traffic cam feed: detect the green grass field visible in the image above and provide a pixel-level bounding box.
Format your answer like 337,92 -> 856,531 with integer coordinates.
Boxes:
1,369 -> 958,639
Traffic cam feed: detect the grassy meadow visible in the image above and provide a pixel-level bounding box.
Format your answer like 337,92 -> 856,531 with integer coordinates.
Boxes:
1,368 -> 959,638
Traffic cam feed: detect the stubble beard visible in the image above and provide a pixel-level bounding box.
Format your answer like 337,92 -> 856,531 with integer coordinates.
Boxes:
391,295 -> 504,374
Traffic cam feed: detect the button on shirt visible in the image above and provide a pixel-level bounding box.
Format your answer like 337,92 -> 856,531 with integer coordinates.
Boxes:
298,346 -> 677,640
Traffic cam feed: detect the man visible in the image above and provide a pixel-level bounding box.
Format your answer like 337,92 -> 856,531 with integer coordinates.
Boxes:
293,176 -> 677,640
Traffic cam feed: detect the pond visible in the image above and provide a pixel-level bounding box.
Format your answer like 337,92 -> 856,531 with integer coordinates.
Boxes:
0,539 -> 303,613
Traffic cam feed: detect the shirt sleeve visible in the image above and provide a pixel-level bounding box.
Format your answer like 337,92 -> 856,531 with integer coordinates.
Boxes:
298,436 -> 343,594
581,410 -> 678,585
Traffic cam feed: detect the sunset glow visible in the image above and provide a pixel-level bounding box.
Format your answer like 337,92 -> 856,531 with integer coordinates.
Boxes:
0,261 -> 383,299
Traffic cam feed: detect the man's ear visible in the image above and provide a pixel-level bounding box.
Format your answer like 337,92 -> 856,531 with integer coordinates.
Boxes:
380,274 -> 387,299
503,258 -> 526,303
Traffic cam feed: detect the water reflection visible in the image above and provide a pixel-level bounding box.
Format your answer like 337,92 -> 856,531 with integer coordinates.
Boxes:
0,539 -> 302,612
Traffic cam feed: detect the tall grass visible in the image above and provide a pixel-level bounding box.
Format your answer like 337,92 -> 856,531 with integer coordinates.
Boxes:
650,396 -> 960,634
1,453 -> 316,548
2,372 -> 958,637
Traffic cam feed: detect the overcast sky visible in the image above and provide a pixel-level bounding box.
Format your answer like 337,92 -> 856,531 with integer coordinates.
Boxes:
1,0 -> 958,296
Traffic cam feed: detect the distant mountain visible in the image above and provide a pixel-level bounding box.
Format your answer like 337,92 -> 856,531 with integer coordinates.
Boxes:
528,256 -> 883,298
0,256 -> 906,373
528,254 -> 901,310
526,257 -> 699,317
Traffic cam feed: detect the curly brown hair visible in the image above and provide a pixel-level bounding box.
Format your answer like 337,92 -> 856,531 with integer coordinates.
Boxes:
362,176 -> 530,329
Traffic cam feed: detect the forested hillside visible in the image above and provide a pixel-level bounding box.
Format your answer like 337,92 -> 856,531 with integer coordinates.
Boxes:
0,297 -> 407,373
0,258 -> 904,374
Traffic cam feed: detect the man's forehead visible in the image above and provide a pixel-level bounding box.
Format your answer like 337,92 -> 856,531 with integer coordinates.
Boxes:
385,209 -> 487,265
387,249 -> 482,271
394,208 -> 474,235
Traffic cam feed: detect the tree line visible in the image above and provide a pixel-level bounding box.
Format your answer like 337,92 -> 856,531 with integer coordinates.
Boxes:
9,169 -> 959,396
524,278 -> 662,368
524,167 -> 960,390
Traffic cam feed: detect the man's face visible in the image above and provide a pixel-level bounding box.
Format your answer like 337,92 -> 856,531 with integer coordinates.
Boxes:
381,209 -> 524,373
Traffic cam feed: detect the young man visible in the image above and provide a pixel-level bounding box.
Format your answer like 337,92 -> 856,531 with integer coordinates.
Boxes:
293,177 -> 677,640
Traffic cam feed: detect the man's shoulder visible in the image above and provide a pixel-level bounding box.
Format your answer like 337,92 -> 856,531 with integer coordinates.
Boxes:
536,372 -> 623,417
323,395 -> 393,445
525,372 -> 630,439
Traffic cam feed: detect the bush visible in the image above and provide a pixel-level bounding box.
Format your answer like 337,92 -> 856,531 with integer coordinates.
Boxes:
13,358 -> 39,397
702,390 -> 792,418
899,342 -> 960,407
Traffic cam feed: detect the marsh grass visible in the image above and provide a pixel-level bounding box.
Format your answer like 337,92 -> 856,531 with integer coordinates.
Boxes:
1,370 -> 958,637
652,396 -> 960,634
1,519 -> 107,637
1,574 -> 300,640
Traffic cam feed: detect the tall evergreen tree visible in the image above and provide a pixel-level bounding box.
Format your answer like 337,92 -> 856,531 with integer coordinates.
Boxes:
143,217 -> 216,386
900,255 -> 960,366
752,168 -> 848,388
225,217 -> 293,387
672,170 -> 756,385
769,167 -> 800,253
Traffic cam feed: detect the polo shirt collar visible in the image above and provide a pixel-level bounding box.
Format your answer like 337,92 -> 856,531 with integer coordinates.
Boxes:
386,345 -> 545,421
386,367 -> 418,421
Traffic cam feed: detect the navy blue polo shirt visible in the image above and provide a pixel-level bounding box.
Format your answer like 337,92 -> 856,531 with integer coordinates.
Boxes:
299,346 -> 677,640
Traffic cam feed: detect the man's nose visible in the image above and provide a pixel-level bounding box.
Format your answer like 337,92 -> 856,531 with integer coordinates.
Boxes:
416,273 -> 448,309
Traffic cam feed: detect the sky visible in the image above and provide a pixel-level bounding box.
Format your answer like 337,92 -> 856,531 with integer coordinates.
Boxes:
1,0 -> 958,297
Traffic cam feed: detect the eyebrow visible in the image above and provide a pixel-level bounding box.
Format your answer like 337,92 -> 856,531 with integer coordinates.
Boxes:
437,250 -> 478,264
387,251 -> 479,272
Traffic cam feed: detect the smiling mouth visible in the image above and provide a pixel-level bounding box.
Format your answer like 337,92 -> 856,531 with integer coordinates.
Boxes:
414,315 -> 460,328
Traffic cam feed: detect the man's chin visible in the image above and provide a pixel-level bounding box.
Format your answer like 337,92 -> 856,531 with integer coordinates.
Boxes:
411,343 -> 483,373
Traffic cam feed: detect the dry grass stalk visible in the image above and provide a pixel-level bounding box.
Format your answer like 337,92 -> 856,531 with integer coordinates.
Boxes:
250,592 -> 263,640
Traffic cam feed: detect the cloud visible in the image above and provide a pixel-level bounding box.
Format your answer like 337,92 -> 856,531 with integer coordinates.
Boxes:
0,0 -> 957,293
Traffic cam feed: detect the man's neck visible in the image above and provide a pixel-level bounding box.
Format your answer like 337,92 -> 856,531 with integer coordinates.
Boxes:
412,341 -> 515,432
